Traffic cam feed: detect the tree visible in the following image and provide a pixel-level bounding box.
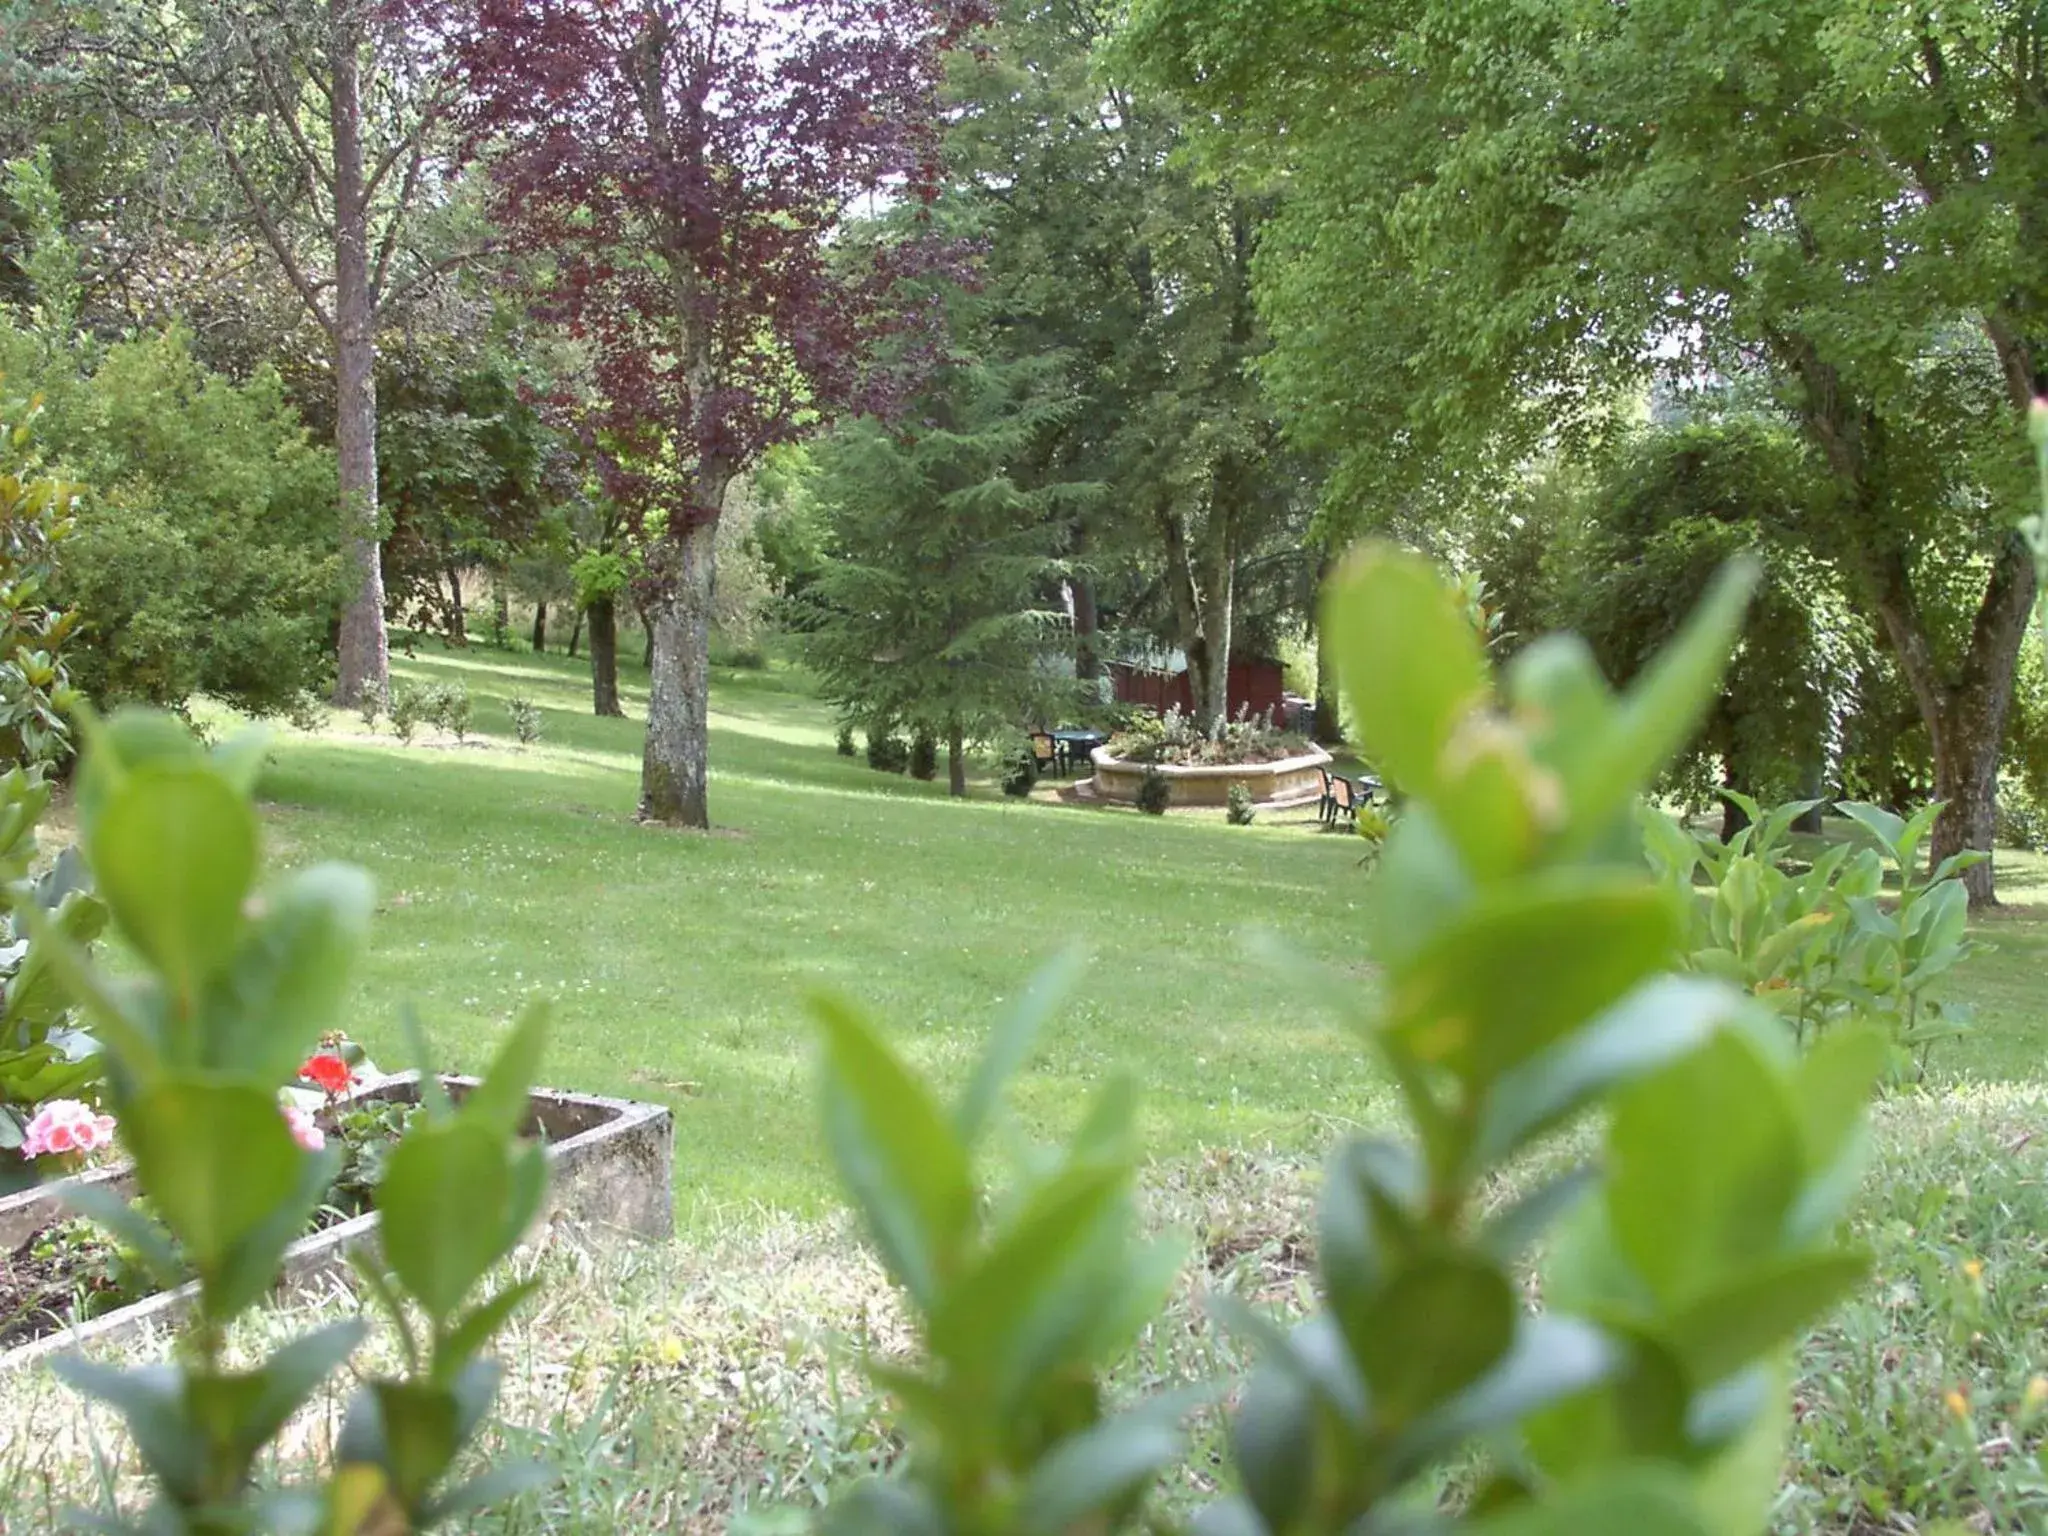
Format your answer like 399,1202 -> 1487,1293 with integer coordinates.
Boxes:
948,0 -> 1311,730
458,0 -> 975,828
75,0 -> 482,706
1125,0 -> 2048,903
800,331 -> 1088,796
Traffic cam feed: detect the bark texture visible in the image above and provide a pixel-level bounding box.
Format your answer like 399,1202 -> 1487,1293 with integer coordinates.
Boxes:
588,596 -> 622,717
639,515 -> 719,827
531,600 -> 547,653
947,720 -> 967,797
329,1 -> 389,707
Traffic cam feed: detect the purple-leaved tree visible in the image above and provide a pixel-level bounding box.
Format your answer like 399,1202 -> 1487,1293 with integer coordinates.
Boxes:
458,0 -> 979,827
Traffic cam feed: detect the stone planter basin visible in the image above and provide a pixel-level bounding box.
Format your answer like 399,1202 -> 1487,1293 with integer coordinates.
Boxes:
0,1073 -> 672,1370
1090,744 -> 1334,809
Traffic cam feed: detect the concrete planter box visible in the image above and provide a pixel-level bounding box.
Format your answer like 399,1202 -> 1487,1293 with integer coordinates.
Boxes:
1090,744 -> 1334,809
0,1074 -> 672,1371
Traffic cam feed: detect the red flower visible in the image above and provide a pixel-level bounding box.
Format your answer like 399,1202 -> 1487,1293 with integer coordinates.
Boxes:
299,1053 -> 354,1096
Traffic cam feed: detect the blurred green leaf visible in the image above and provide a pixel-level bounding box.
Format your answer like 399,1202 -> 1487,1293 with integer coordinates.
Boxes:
460,999 -> 550,1139
955,944 -> 1086,1147
813,993 -> 972,1307
1660,1249 -> 1868,1386
378,1119 -> 512,1323
202,864 -> 374,1079
1018,1412 -> 1182,1536
124,1077 -> 301,1273
90,763 -> 256,1015
1324,542 -> 1489,797
1353,1255 -> 1516,1424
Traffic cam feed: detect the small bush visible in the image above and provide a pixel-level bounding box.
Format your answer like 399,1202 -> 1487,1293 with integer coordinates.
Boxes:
508,694 -> 543,745
835,722 -> 857,757
865,728 -> 909,774
1136,766 -> 1172,815
426,680 -> 473,742
1997,775 -> 2048,851
909,727 -> 938,781
388,681 -> 428,745
1226,782 -> 1256,825
355,682 -> 385,732
1001,750 -> 1037,797
284,690 -> 327,733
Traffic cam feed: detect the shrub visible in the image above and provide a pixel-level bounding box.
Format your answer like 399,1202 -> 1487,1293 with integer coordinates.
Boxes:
813,545 -> 1878,1535
835,721 -> 856,757
1226,781 -> 1256,825
5,325 -> 341,719
908,726 -> 938,781
1135,765 -> 1171,814
1000,749 -> 1037,797
388,680 -> 429,745
356,680 -> 386,732
426,680 -> 473,742
865,726 -> 909,774
0,388 -> 81,770
284,690 -> 326,733
508,693 -> 543,745
39,709 -> 545,1526
1643,789 -> 1982,1078
1997,773 -> 2048,851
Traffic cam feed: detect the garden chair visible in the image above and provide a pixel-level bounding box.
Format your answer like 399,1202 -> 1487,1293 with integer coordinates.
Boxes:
1030,732 -> 1061,775
1328,772 -> 1358,826
1317,767 -> 1338,825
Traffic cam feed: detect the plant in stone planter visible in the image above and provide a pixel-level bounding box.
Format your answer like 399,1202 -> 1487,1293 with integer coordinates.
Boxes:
1135,765 -> 1172,815
0,765 -> 109,1189
1226,781 -> 1256,825
23,707 -> 549,1528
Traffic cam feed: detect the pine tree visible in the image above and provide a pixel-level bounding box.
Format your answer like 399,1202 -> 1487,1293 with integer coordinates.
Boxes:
801,334 -> 1094,797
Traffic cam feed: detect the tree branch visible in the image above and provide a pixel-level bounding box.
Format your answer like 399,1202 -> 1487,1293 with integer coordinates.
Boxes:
377,243 -> 498,314
212,128 -> 336,335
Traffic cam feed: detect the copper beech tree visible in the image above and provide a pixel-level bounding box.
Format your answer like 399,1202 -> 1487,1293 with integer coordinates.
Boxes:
456,0 -> 979,828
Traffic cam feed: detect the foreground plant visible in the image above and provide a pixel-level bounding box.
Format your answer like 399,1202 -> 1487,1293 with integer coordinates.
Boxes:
30,709 -> 549,1531
811,949 -> 1192,1534
814,544 -> 1881,1534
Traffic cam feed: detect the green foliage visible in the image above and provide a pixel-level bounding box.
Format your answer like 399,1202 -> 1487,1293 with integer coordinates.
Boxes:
796,294 -> 1085,766
1226,782 -> 1255,826
35,707 -> 546,1528
426,681 -> 473,743
508,693 -> 543,746
811,955 -> 1189,1535
0,324 -> 341,719
835,722 -> 856,758
0,387 -> 80,770
865,728 -> 910,775
816,543 -> 1876,1533
1000,749 -> 1037,798
357,681 -> 387,733
0,765 -> 106,1177
1109,704 -> 1308,768
908,727 -> 938,783
390,681 -> 430,746
1645,793 -> 1984,1079
1134,766 -> 1171,815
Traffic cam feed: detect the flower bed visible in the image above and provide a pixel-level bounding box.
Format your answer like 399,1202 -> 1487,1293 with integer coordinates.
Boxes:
0,1073 -> 672,1369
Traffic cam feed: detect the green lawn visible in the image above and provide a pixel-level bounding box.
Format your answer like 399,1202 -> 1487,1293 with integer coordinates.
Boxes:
232,640 -> 2048,1231
243,642 -> 1385,1231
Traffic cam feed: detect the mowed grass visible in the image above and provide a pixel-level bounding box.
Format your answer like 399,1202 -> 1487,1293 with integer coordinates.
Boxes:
243,641 -> 1383,1231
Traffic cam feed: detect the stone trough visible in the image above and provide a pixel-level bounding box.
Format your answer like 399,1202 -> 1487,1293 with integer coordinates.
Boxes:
1088,744 -> 1335,809
0,1074 -> 673,1370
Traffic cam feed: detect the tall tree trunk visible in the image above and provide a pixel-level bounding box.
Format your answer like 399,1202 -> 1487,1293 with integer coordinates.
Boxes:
638,602 -> 655,669
1204,560 -> 1235,727
531,600 -> 547,654
588,596 -> 622,717
492,577 -> 511,646
1869,536 -> 2035,906
1158,505 -> 1211,723
1312,551 -> 1346,744
1071,522 -> 1101,685
444,566 -> 466,642
328,0 -> 388,707
947,719 -> 966,797
640,515 -> 719,827
568,608 -> 583,658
